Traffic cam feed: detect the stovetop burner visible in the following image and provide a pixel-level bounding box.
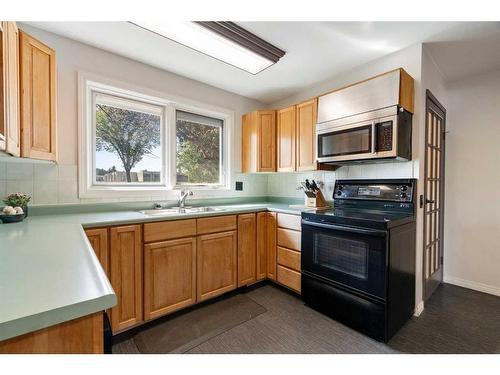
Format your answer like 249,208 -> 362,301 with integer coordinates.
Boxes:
302,179 -> 416,230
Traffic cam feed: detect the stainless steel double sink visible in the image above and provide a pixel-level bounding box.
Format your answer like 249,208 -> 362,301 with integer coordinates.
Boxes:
139,206 -> 227,216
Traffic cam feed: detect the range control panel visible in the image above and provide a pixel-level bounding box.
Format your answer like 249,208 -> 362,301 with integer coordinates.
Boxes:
334,179 -> 415,203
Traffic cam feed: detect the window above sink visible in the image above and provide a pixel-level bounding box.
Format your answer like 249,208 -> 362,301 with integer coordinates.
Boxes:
78,73 -> 234,199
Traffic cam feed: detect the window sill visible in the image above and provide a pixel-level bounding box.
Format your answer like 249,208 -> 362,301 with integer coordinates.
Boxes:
79,184 -> 231,199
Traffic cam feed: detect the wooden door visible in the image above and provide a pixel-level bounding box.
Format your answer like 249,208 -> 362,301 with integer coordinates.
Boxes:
197,230 -> 237,302
296,98 -> 317,171
423,90 -> 446,301
109,224 -> 143,332
144,237 -> 196,320
19,31 -> 56,161
241,112 -> 257,173
1,22 -> 20,156
256,212 -> 267,280
85,228 -> 109,276
277,105 -> 296,171
266,212 -> 277,280
256,212 -> 277,280
238,213 -> 257,286
257,110 -> 276,172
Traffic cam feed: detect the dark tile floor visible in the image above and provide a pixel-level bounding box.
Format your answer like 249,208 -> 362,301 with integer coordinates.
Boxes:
113,283 -> 500,354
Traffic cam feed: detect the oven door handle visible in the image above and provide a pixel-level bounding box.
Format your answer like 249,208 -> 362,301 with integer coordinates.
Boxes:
301,219 -> 387,237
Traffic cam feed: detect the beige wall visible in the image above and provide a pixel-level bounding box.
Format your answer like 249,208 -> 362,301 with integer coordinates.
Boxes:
444,69 -> 500,296
0,24 -> 269,205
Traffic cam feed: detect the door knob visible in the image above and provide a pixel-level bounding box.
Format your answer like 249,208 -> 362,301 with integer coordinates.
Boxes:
426,199 -> 435,204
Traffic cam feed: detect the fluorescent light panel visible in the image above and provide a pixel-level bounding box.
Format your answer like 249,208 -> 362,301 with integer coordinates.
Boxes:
132,21 -> 283,74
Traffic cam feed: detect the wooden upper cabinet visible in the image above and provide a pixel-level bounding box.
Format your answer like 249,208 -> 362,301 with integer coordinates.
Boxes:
109,224 -> 143,333
237,213 -> 257,287
296,98 -> 318,171
257,211 -> 277,281
277,105 -> 296,172
144,237 -> 197,320
85,228 -> 109,276
241,110 -> 276,172
19,31 -> 56,161
197,230 -> 237,302
0,22 -> 20,156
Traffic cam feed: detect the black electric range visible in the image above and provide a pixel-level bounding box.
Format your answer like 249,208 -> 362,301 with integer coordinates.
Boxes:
301,179 -> 417,342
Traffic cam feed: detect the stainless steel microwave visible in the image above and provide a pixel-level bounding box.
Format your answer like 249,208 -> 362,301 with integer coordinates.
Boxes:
316,106 -> 412,164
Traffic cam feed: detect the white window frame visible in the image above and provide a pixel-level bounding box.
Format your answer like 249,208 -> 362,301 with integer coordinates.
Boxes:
78,72 -> 233,198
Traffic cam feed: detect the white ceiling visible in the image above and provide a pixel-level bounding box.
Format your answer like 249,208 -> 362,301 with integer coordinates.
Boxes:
26,22 -> 500,104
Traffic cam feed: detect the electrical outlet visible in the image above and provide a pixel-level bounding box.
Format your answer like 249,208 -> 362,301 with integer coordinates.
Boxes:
235,181 -> 243,191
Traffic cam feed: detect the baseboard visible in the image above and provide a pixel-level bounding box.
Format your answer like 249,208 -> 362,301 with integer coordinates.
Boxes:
413,301 -> 424,317
444,276 -> 500,297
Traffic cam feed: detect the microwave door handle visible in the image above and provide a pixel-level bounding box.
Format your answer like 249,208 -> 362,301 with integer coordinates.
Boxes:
371,122 -> 376,154
302,220 -> 387,237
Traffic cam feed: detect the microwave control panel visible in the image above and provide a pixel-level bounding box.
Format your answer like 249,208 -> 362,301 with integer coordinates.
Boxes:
376,121 -> 393,152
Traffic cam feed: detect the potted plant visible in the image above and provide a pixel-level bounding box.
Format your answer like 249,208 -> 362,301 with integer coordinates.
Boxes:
3,192 -> 31,217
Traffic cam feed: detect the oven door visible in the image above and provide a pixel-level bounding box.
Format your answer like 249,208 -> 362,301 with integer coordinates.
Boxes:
301,219 -> 387,300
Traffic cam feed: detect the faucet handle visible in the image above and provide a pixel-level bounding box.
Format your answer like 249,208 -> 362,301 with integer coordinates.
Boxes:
181,189 -> 193,196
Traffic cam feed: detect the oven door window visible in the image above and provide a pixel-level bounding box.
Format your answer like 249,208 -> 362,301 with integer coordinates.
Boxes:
302,223 -> 387,299
318,125 -> 372,158
313,234 -> 368,279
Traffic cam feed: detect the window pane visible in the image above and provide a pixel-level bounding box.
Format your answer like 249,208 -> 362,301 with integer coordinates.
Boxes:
95,98 -> 162,184
176,110 -> 222,185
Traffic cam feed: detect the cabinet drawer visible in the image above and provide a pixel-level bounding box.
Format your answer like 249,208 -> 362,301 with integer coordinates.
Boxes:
277,265 -> 301,293
197,215 -> 237,235
277,228 -> 301,251
277,213 -> 301,231
277,246 -> 301,272
144,219 -> 197,243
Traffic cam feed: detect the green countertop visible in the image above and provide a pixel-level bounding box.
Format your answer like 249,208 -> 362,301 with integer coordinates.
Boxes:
0,201 -> 313,341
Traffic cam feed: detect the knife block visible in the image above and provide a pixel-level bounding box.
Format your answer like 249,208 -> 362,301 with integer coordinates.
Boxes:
304,189 -> 328,208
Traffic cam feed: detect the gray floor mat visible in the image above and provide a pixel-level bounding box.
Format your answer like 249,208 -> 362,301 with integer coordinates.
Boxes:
133,293 -> 266,353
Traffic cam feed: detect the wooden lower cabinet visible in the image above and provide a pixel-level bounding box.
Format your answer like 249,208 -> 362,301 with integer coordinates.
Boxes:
197,230 -> 237,302
276,213 -> 301,293
238,213 -> 257,287
144,237 -> 196,320
277,246 -> 301,272
85,228 -> 109,276
0,313 -> 103,354
109,224 -> 143,333
257,212 -> 277,280
277,265 -> 301,293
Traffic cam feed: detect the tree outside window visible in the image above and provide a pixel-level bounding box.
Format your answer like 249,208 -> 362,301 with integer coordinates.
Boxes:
94,98 -> 162,184
176,110 -> 223,186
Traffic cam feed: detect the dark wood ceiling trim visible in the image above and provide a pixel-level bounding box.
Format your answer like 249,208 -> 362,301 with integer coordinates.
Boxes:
195,21 -> 286,63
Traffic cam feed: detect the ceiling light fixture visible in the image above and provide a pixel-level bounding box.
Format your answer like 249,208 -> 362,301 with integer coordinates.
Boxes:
131,21 -> 286,74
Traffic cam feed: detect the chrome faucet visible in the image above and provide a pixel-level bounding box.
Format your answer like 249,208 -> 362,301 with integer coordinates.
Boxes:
178,189 -> 193,208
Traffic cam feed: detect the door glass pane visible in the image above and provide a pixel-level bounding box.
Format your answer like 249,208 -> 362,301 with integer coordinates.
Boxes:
313,233 -> 368,279
319,125 -> 371,157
